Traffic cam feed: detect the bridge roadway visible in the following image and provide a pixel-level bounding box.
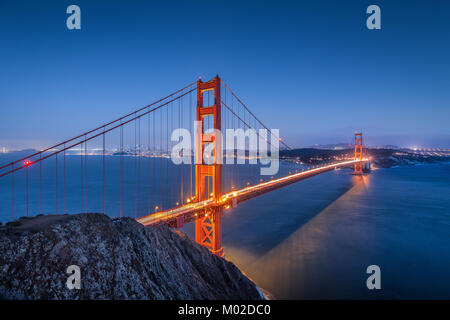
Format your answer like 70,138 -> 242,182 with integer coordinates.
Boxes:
137,159 -> 369,228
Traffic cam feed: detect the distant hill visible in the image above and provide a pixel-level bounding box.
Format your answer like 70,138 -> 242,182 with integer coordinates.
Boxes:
280,147 -> 350,159
306,143 -> 351,150
281,147 -> 450,168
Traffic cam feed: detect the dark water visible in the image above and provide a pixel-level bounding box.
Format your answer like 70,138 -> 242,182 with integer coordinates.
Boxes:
1,154 -> 449,299
208,164 -> 450,299
0,155 -> 298,222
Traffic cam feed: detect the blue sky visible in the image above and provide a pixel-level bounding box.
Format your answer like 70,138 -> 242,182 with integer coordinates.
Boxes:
1,0 -> 449,149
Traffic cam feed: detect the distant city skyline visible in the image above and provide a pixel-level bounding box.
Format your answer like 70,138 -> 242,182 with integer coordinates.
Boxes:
1,141 -> 450,153
1,1 -> 449,149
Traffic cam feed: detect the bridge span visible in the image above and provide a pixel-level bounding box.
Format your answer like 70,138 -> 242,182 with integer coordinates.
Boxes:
137,158 -> 369,228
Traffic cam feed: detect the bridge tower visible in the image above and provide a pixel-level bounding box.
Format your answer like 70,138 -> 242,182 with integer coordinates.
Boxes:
354,132 -> 363,174
194,75 -> 224,257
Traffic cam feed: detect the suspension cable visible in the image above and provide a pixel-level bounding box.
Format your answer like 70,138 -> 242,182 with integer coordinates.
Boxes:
0,81 -> 198,171
221,80 -> 292,150
0,87 -> 197,178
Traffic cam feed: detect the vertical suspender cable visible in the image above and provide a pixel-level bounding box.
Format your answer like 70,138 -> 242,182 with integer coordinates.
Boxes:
159,109 -> 162,210
152,111 -> 156,212
11,164 -> 14,220
40,154 -> 42,214
134,115 -> 137,218
120,122 -> 123,217
137,118 -> 140,217
84,136 -> 87,212
166,105 -> 169,209
55,153 -> 58,214
26,164 -> 29,217
138,117 -> 141,216
103,130 -> 106,215
64,143 -> 66,214
179,96 -> 183,205
148,113 -> 151,214
80,142 -> 83,213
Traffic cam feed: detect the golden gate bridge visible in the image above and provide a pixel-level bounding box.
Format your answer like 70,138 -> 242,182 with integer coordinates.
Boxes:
0,75 -> 369,257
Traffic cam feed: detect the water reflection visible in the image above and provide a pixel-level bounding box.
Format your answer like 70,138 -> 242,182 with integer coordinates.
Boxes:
223,166 -> 450,299
224,175 -> 374,299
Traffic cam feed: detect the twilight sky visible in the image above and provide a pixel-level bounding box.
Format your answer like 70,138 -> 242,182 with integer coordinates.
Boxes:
0,0 -> 449,149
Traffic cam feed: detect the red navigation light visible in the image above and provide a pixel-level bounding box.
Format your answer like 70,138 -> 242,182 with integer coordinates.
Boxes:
24,160 -> 32,166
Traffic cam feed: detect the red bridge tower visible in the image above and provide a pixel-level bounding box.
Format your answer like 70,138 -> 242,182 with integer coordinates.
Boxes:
354,132 -> 363,174
194,76 -> 224,257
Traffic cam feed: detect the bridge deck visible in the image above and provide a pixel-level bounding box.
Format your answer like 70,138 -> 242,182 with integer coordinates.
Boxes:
136,159 -> 369,227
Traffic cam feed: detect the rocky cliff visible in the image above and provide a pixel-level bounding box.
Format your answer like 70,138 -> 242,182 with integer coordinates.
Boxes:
0,213 -> 263,300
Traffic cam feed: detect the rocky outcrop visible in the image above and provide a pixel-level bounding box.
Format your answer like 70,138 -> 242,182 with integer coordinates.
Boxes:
0,214 -> 263,300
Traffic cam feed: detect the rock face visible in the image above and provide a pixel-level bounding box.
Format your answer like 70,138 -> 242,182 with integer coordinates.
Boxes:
0,214 -> 263,300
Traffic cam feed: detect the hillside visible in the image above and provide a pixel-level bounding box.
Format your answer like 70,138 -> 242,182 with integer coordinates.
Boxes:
0,213 -> 263,300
